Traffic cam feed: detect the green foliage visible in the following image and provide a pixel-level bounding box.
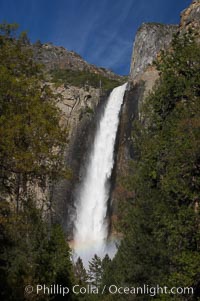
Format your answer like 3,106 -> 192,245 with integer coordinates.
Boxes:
0,22 -> 68,206
88,254 -> 103,288
50,68 -> 124,91
0,23 -> 74,301
103,31 -> 200,300
74,257 -> 88,286
0,200 -> 75,301
150,31 -> 200,124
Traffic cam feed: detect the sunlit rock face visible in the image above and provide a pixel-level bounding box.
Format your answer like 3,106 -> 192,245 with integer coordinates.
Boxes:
51,83 -> 105,238
130,1 -> 200,82
32,42 -> 123,82
130,23 -> 178,81
180,0 -> 200,36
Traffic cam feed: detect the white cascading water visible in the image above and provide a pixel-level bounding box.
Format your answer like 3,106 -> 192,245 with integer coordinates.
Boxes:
73,83 -> 127,265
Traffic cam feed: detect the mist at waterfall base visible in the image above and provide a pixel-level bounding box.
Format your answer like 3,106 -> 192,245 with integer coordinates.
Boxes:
73,83 -> 127,266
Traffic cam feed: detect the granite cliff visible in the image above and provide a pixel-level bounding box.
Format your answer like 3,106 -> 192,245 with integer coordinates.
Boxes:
180,0 -> 200,34
111,0 -> 200,231
33,42 -> 123,81
130,23 -> 178,81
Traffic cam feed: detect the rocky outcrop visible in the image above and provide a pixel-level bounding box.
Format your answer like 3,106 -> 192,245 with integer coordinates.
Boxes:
33,42 -> 123,82
55,84 -> 99,133
130,23 -> 178,81
180,0 -> 200,34
129,0 -> 200,102
129,0 -> 200,83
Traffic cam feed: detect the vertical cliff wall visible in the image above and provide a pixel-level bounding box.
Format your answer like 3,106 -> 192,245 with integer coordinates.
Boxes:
51,84 -> 110,237
130,23 -> 178,81
111,0 -> 200,232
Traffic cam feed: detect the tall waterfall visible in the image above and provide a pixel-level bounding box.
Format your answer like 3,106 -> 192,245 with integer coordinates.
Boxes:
74,83 -> 127,264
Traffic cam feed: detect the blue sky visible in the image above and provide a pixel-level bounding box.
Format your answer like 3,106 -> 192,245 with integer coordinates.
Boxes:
0,0 -> 191,75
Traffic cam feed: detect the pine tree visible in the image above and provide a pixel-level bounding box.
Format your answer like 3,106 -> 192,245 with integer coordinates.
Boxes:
88,255 -> 102,288
74,257 -> 88,285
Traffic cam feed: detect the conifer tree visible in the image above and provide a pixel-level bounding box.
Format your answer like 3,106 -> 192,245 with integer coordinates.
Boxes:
88,255 -> 102,288
74,257 -> 89,285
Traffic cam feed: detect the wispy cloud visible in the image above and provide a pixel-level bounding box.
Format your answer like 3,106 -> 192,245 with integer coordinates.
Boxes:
64,0 -> 136,74
0,0 -> 190,74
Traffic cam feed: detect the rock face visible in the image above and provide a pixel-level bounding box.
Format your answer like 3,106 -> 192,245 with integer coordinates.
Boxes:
130,23 -> 178,81
50,83 -> 109,237
55,84 -> 99,134
111,0 -> 200,232
33,42 -> 123,82
180,0 -> 200,33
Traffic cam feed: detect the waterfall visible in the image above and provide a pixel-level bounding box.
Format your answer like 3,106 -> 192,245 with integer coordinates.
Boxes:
73,83 -> 127,265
